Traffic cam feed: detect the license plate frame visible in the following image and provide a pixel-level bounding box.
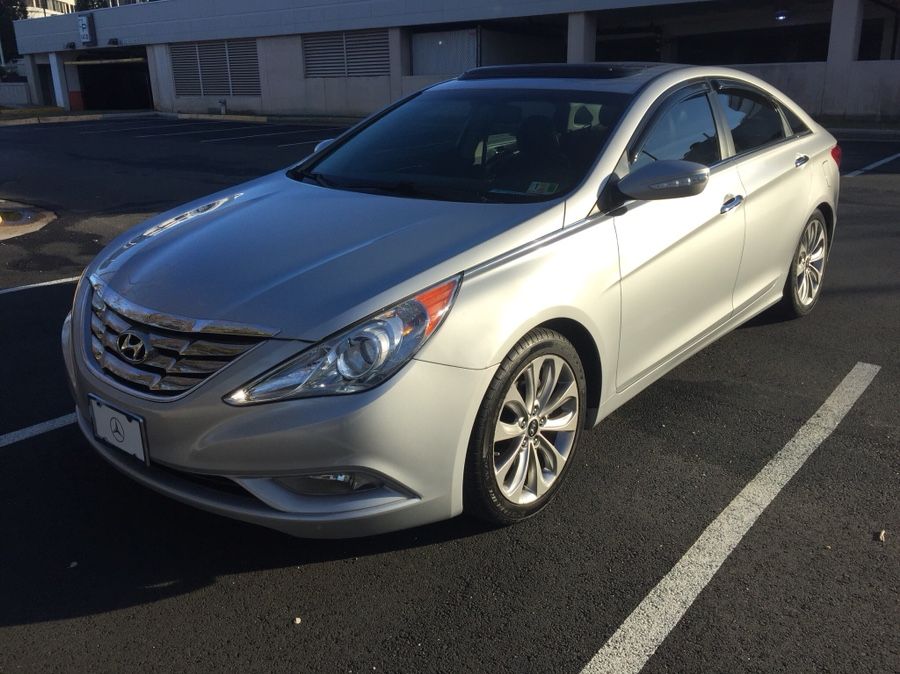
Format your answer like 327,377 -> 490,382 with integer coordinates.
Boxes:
88,395 -> 148,465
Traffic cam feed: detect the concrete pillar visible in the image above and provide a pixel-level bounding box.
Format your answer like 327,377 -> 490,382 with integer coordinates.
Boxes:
64,62 -> 82,110
826,0 -> 863,65
389,27 -> 409,102
822,0 -> 864,115
22,55 -> 41,105
879,15 -> 896,60
48,51 -> 70,110
146,44 -> 176,111
567,12 -> 596,64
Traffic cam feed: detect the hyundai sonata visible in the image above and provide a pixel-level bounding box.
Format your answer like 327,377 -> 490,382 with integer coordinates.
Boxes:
62,63 -> 840,537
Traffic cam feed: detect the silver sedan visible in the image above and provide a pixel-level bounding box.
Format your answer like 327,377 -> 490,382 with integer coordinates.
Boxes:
62,63 -> 840,537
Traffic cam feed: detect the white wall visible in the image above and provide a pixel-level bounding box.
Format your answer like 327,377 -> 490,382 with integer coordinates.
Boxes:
480,28 -> 562,66
14,0 -> 709,56
737,59 -> 900,118
735,62 -> 828,114
0,82 -> 32,106
148,34 -> 395,116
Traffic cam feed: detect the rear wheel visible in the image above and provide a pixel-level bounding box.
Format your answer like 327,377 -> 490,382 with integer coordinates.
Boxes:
777,209 -> 828,318
464,328 -> 586,525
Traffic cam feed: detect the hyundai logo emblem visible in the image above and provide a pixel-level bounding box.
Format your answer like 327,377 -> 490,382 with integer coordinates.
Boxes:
117,331 -> 147,364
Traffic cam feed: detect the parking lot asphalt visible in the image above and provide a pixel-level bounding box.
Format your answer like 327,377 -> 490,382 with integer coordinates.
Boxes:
0,118 -> 897,673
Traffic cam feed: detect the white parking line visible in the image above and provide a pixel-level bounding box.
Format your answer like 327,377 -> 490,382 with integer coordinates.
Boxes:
0,275 -> 80,295
0,413 -> 77,448
845,151 -> 900,177
200,126 -> 343,143
580,361 -> 880,674
80,121 -> 221,135
276,138 -> 324,149
134,125 -> 254,138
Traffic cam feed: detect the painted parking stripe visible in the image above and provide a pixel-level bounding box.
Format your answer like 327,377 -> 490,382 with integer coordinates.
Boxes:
844,151 -> 900,177
0,414 -> 77,448
276,138 -> 325,149
134,125 -> 256,138
580,361 -> 880,674
80,121 -> 224,135
0,275 -> 80,295
200,126 -> 344,143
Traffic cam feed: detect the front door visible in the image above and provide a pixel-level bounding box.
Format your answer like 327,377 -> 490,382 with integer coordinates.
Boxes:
613,89 -> 746,390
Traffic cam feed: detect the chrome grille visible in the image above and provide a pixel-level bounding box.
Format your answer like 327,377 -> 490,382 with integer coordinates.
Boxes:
87,278 -> 275,397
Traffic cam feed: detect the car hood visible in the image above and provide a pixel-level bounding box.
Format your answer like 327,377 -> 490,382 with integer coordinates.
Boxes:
93,171 -> 564,341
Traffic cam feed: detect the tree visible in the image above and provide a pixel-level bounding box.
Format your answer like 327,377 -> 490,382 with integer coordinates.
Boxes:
75,0 -> 112,9
0,0 -> 27,64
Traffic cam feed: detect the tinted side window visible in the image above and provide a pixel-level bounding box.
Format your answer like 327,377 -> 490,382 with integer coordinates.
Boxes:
781,105 -> 810,136
717,90 -> 786,154
632,94 -> 720,171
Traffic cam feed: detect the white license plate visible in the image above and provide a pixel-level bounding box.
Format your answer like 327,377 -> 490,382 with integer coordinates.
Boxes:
89,397 -> 146,463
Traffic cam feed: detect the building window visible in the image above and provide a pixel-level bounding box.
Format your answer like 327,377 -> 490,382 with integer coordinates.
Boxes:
170,39 -> 261,97
303,29 -> 390,78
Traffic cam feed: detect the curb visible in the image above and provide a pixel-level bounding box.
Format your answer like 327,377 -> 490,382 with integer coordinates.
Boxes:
0,109 -> 363,127
160,111 -> 364,126
0,111 -> 156,127
829,127 -> 900,139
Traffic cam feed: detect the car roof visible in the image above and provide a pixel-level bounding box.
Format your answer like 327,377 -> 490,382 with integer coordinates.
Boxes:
444,62 -> 687,94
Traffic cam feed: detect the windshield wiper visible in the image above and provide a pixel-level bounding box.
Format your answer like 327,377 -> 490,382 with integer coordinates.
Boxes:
291,167 -> 336,188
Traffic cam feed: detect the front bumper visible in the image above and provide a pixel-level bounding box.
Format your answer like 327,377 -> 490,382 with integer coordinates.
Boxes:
62,310 -> 496,538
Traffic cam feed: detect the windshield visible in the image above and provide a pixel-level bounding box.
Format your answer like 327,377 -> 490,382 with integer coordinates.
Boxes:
291,87 -> 631,203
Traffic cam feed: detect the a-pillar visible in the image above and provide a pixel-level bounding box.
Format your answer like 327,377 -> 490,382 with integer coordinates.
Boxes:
567,12 -> 597,64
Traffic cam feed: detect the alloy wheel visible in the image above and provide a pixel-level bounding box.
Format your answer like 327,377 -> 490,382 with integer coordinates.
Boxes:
492,354 -> 580,505
795,217 -> 826,306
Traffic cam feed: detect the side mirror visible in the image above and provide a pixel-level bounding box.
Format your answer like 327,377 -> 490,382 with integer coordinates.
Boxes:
617,160 -> 710,201
314,138 -> 335,153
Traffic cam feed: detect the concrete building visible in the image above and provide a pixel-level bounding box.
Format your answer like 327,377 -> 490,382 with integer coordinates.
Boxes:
13,0 -> 900,119
24,0 -> 75,20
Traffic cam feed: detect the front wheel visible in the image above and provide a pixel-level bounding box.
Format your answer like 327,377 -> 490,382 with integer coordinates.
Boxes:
464,328 -> 587,525
777,209 -> 829,318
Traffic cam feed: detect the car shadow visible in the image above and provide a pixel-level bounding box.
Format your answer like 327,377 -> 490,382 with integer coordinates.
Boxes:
0,428 -> 495,627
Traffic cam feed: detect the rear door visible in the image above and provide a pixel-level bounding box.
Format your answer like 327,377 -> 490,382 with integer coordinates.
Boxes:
612,85 -> 746,390
712,83 -> 815,310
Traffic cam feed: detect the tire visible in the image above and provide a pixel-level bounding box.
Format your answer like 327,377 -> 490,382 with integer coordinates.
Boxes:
776,209 -> 829,318
464,327 -> 587,526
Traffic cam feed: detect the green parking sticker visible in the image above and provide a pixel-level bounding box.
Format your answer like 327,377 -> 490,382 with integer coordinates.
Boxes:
527,181 -> 559,195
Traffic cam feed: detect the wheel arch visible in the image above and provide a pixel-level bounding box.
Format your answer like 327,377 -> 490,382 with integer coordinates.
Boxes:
538,317 -> 603,428
815,201 -> 835,255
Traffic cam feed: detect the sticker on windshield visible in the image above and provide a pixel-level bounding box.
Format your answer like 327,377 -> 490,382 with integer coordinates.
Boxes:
527,181 -> 559,195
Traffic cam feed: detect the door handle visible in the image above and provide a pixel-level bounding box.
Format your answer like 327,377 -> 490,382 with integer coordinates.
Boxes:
720,195 -> 744,214
795,154 -> 810,167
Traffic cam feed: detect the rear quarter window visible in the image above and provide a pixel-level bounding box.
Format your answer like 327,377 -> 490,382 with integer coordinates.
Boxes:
781,105 -> 810,136
717,89 -> 786,155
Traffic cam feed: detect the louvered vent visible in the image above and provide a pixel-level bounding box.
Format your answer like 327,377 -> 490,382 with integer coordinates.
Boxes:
345,30 -> 390,76
170,43 -> 201,96
303,32 -> 347,77
303,29 -> 390,78
227,40 -> 262,95
197,42 -> 229,96
170,40 -> 261,97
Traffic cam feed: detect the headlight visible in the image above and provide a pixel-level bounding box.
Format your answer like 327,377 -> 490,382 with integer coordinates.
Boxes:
225,276 -> 460,404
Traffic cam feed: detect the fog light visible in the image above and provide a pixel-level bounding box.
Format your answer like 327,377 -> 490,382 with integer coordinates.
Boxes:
275,472 -> 382,496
